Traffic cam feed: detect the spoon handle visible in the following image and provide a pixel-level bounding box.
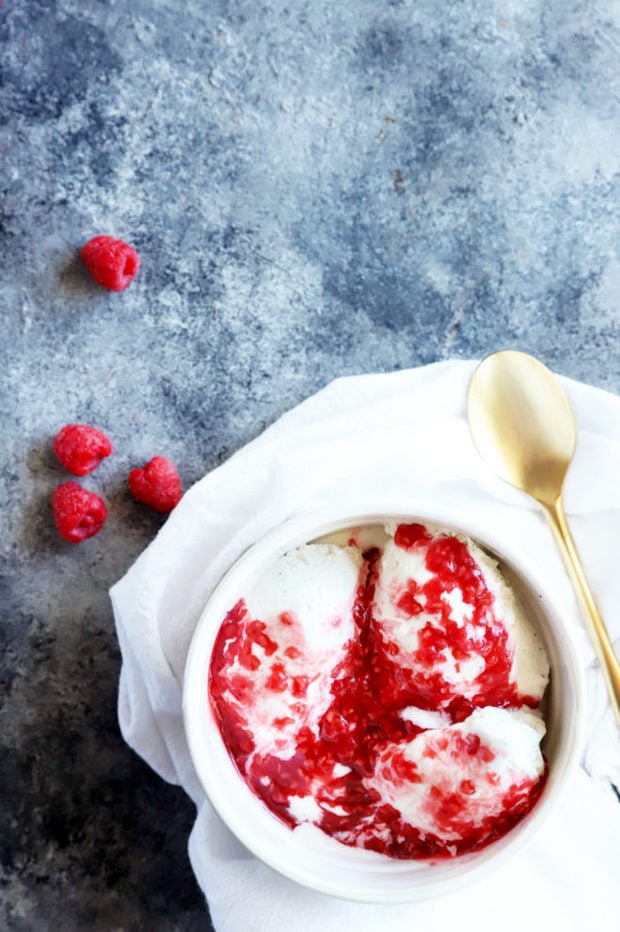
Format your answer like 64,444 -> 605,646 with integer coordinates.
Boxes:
543,496 -> 620,727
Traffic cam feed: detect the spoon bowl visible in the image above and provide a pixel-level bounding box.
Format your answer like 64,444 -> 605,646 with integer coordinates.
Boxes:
468,350 -> 620,725
467,351 -> 576,507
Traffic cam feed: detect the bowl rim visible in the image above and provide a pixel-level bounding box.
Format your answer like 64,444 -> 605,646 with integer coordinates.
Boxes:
182,497 -> 587,902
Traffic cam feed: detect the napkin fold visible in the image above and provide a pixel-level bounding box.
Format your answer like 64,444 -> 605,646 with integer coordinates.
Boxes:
111,361 -> 620,931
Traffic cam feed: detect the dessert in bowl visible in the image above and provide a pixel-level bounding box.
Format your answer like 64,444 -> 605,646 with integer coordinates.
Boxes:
182,501 -> 585,902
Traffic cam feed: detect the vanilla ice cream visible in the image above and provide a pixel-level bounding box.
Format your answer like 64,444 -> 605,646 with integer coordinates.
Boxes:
372,522 -> 549,713
209,544 -> 362,763
209,521 -> 550,858
366,707 -> 546,855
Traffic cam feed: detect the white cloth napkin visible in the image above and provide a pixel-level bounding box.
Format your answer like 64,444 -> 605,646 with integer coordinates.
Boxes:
110,360 -> 620,932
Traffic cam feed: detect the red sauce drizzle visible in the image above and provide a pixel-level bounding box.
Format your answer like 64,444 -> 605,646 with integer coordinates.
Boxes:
208,526 -> 546,858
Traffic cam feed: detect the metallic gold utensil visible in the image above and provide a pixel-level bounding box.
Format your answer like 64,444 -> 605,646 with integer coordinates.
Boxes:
467,349 -> 620,726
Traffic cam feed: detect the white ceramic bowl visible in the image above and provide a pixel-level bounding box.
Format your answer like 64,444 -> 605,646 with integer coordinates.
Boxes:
183,501 -> 585,902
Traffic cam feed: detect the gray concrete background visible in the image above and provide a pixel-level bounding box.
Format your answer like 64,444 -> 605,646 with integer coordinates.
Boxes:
1,0 -> 619,928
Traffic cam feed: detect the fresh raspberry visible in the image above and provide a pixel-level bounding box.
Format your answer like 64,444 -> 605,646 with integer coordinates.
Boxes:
128,456 -> 182,512
53,424 -> 113,476
52,482 -> 108,543
80,235 -> 140,291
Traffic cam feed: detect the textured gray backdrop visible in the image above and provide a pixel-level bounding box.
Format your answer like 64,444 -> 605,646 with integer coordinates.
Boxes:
1,0 -> 619,929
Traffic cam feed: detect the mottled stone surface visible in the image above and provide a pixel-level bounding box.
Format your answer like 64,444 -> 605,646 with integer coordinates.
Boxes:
1,0 -> 620,928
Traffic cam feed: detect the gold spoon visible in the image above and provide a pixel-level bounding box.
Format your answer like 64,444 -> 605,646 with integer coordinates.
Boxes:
467,349 -> 620,726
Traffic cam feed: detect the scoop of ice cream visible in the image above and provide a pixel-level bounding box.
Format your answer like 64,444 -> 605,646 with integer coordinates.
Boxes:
246,544 -> 362,655
368,707 -> 546,853
371,522 -> 549,712
210,544 -> 362,763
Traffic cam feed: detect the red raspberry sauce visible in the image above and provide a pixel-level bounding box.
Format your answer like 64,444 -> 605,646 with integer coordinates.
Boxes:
209,526 -> 545,859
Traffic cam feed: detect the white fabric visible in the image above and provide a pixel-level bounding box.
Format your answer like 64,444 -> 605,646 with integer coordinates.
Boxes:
110,360 -> 620,931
